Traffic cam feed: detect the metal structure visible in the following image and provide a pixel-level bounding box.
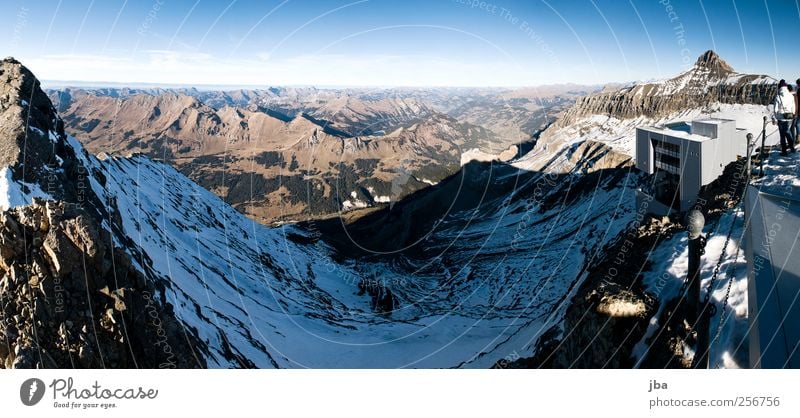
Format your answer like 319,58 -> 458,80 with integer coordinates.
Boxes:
745,184 -> 800,368
635,119 -> 748,214
759,116 -> 768,177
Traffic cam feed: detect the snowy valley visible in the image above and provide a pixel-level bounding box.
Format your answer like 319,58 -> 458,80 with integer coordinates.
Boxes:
0,50 -> 792,369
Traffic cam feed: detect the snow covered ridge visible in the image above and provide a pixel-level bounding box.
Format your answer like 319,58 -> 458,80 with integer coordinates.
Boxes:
546,50 -> 775,136
56,130 -> 640,368
8,57 -> 646,368
515,104 -> 776,174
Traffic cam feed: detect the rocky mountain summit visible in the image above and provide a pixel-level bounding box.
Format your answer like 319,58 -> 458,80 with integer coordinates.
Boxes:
0,58 -> 202,368
0,201 -> 199,368
549,50 -> 774,130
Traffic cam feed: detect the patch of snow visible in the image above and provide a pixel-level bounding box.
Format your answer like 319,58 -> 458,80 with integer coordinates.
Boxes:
632,208 -> 749,368
460,148 -> 497,165
0,167 -> 51,211
60,129 -> 641,368
28,126 -> 45,137
342,198 -> 368,211
515,104 -> 777,174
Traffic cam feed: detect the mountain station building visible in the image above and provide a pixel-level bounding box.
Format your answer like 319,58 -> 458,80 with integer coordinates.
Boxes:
634,118 -> 747,214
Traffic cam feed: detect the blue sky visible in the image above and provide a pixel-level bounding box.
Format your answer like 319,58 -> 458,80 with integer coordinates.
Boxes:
2,0 -> 799,87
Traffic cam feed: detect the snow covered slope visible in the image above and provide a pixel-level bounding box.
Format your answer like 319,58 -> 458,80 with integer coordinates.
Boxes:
514,103 -> 779,174
4,50 -> 786,369
64,132 -> 639,367
3,56 -> 643,369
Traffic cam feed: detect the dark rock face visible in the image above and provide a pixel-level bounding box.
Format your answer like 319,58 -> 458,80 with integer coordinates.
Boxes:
549,50 -> 775,130
0,58 -> 100,207
0,201 -> 203,368
0,58 -> 60,181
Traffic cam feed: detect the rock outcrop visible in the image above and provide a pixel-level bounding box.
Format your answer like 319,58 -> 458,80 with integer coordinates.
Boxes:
0,201 -> 200,368
566,140 -> 633,172
0,57 -> 205,368
548,51 -> 775,131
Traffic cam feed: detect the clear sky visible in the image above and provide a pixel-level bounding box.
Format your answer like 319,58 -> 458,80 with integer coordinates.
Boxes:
1,0 -> 799,87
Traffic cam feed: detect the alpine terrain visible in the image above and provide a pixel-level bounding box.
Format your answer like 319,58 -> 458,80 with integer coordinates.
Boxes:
0,50 -> 787,369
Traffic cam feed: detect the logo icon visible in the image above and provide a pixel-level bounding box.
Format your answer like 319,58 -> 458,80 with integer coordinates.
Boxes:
20,378 -> 45,406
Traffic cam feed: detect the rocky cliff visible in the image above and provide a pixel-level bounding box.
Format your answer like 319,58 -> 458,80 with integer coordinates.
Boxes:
0,58 -> 203,368
549,50 -> 775,131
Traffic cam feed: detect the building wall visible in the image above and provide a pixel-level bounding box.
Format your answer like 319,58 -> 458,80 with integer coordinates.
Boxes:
680,140 -> 702,211
692,121 -> 719,139
635,128 -> 654,174
636,121 -> 746,213
745,189 -> 800,368
701,135 -> 746,185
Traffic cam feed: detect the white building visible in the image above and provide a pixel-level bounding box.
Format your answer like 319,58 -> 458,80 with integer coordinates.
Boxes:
635,119 -> 747,214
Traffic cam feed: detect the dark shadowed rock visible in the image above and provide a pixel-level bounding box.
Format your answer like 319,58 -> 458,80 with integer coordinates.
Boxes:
0,57 -> 206,369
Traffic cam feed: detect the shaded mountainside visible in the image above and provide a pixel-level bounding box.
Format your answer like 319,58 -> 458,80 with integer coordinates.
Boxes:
0,58 -> 203,368
506,157 -> 751,368
2,48 -> 775,369
5,57 -> 655,368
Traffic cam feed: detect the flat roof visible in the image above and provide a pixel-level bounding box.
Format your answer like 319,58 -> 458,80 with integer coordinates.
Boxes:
693,118 -> 736,125
638,125 -> 710,142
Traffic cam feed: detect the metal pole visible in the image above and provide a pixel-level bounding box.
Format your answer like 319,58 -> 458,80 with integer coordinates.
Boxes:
759,116 -> 767,177
745,133 -> 753,181
686,209 -> 708,364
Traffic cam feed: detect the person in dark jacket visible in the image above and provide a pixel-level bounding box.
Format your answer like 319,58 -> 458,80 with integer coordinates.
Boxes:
794,78 -> 800,146
772,80 -> 797,155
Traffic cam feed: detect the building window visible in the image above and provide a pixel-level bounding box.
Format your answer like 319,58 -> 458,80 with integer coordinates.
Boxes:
652,138 -> 681,174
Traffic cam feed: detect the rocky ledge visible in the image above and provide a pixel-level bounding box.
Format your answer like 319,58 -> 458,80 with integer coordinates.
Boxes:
0,200 -> 203,368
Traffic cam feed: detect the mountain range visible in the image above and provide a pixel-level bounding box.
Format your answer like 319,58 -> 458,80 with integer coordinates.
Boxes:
0,50 -> 781,368
47,84 -> 589,223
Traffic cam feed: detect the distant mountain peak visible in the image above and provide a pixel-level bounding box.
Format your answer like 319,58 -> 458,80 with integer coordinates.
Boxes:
544,49 -> 774,133
695,50 -> 734,75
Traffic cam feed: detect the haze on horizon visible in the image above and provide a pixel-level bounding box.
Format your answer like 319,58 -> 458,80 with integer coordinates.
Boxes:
2,0 -> 800,88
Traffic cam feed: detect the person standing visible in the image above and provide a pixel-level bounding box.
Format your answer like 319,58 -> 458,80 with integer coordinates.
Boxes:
773,80 -> 797,155
795,78 -> 800,146
788,84 -> 797,147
